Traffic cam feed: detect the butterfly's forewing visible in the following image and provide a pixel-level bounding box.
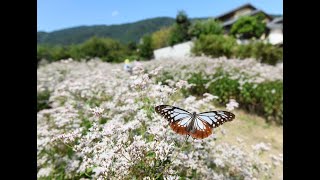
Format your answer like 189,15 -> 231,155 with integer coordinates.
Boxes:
197,111 -> 235,128
155,105 -> 192,122
155,105 -> 192,135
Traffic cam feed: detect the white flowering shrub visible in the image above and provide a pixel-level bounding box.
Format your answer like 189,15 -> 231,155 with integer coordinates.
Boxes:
151,57 -> 283,124
37,57 -> 282,179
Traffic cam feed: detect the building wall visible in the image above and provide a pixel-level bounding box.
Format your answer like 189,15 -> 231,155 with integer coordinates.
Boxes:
153,41 -> 194,59
268,29 -> 283,45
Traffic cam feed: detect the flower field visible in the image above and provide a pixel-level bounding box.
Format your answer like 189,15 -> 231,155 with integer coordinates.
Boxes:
37,57 -> 283,179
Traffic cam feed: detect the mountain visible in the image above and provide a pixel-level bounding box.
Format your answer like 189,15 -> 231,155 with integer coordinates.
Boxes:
37,14 -> 282,46
37,17 -> 176,45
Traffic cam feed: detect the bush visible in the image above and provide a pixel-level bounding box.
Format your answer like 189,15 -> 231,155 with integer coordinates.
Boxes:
69,44 -> 86,60
253,42 -> 283,65
37,37 -> 137,63
208,75 -> 283,124
233,41 -> 283,65
207,76 -> 240,104
239,81 -> 283,124
192,35 -> 283,65
50,46 -> 71,61
186,72 -> 210,96
37,45 -> 52,62
37,45 -> 71,63
192,34 -> 237,58
80,37 -> 126,62
155,71 -> 174,86
172,71 -> 283,124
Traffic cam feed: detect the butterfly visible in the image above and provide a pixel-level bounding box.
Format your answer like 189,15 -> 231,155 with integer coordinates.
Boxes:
155,105 -> 235,139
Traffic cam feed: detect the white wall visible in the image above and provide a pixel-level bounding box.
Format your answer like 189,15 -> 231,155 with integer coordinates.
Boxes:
153,41 -> 193,59
268,29 -> 283,45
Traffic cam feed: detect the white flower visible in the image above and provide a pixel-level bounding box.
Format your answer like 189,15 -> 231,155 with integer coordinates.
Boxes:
226,99 -> 239,111
90,107 -> 104,117
175,80 -> 188,89
37,167 -> 53,178
37,57 -> 282,179
252,142 -> 271,153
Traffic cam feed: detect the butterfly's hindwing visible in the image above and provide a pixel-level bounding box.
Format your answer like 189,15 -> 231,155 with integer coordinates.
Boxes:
170,119 -> 191,135
189,118 -> 213,139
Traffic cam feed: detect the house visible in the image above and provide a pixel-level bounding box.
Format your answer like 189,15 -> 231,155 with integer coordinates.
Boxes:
214,3 -> 282,45
214,3 -> 274,34
266,17 -> 283,45
153,3 -> 283,59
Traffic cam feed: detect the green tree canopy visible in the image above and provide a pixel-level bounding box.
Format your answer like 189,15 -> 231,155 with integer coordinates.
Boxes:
138,35 -> 154,60
230,13 -> 266,39
189,19 -> 223,38
151,27 -> 172,49
168,11 -> 192,46
80,36 -> 125,62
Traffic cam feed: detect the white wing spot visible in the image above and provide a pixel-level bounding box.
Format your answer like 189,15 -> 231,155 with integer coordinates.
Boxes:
174,109 -> 190,114
174,114 -> 190,121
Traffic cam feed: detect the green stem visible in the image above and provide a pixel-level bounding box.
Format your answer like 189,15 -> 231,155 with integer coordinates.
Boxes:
59,139 -> 75,150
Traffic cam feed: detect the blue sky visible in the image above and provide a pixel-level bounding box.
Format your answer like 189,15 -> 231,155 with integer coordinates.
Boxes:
37,0 -> 283,32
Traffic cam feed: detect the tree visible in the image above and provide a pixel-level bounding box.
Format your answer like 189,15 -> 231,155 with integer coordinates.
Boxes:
151,27 -> 172,49
138,35 -> 154,60
50,46 -> 71,61
80,36 -> 125,62
230,13 -> 266,39
127,41 -> 137,51
189,19 -> 223,38
37,45 -> 52,62
168,11 -> 191,46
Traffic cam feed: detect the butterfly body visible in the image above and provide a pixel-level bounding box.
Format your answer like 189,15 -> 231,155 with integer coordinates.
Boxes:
155,105 -> 235,139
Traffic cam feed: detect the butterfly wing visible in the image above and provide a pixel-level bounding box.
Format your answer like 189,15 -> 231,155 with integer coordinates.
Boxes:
189,111 -> 235,139
197,111 -> 235,128
155,105 -> 192,135
189,116 -> 213,139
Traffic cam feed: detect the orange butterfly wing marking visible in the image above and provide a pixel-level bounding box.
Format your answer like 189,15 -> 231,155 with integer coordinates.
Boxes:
170,120 -> 213,139
169,121 -> 189,135
189,121 -> 213,139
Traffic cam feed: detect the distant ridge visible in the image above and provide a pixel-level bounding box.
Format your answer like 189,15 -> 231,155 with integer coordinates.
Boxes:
37,17 -> 176,45
37,14 -> 281,46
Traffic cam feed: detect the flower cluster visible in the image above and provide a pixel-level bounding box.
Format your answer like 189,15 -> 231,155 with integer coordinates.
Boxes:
37,57 -> 282,179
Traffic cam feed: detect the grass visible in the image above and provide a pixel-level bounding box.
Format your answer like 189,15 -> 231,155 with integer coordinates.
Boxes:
213,109 -> 283,180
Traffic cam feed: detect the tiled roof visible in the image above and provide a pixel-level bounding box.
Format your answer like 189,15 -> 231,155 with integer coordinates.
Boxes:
221,9 -> 272,27
267,17 -> 283,29
215,3 -> 256,20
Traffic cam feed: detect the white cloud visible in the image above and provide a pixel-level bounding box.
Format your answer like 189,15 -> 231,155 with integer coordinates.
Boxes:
111,10 -> 119,17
